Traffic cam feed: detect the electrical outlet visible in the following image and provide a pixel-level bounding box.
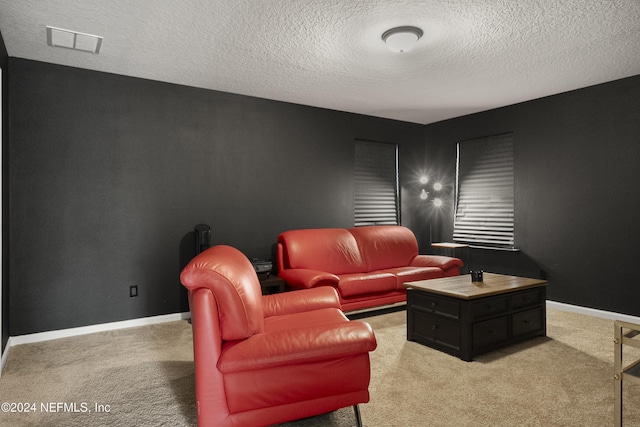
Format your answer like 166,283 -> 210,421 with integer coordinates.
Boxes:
129,285 -> 138,297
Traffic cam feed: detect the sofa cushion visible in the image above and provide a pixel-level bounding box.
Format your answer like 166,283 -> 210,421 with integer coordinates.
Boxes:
386,266 -> 444,289
349,225 -> 419,271
224,353 -> 371,414
337,272 -> 397,298
278,228 -> 365,275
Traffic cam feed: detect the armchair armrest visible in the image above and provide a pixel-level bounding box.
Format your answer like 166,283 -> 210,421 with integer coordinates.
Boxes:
278,269 -> 340,289
262,287 -> 341,318
410,254 -> 463,271
218,320 -> 377,374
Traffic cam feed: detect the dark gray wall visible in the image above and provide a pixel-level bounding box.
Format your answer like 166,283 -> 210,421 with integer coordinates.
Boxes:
423,74 -> 640,317
7,56 -> 640,336
8,59 -> 425,335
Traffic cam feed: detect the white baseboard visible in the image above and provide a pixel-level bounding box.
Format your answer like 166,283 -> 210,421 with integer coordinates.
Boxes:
2,302 -> 639,376
547,300 -> 640,324
0,341 -> 10,378
0,311 -> 190,377
7,311 -> 192,347
7,302 -> 633,347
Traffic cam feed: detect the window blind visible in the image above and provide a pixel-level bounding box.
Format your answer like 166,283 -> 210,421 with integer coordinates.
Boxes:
453,133 -> 514,248
354,140 -> 399,227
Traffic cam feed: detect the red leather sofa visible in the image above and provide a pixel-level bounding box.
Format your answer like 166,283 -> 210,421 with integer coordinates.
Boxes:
277,225 -> 463,312
181,245 -> 377,427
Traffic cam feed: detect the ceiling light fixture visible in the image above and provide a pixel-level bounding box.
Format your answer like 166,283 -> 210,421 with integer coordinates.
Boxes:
381,26 -> 423,53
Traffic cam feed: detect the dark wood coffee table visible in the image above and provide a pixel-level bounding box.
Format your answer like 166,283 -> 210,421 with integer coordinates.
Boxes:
404,273 -> 548,361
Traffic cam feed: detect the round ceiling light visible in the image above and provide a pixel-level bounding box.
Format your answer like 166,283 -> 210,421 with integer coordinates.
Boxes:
381,26 -> 423,53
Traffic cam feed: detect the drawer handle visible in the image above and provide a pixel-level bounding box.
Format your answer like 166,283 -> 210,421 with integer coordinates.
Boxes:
431,302 -> 437,309
432,324 -> 438,330
523,319 -> 531,325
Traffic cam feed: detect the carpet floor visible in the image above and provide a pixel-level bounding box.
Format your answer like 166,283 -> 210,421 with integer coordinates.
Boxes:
0,307 -> 638,426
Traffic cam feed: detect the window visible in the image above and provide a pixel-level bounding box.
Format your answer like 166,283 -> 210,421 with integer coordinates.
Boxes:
354,140 -> 399,227
453,133 -> 515,249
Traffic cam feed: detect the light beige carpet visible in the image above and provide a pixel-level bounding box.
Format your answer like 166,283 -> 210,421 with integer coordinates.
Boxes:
0,308 -> 638,426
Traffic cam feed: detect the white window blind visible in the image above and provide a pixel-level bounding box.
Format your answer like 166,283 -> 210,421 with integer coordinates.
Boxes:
354,140 -> 399,227
454,133 -> 515,249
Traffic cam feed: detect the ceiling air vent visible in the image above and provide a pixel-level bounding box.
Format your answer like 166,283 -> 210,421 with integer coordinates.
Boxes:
46,26 -> 103,54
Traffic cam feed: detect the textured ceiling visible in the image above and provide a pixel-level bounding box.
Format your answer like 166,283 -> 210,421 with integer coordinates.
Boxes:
1,0 -> 639,124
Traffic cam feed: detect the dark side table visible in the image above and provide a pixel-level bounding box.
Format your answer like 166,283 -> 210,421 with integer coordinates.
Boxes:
259,275 -> 287,295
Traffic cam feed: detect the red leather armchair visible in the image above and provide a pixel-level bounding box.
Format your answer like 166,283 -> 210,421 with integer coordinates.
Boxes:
180,245 -> 378,427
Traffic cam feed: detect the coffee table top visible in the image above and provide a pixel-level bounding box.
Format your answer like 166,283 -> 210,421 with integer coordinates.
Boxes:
404,272 -> 548,300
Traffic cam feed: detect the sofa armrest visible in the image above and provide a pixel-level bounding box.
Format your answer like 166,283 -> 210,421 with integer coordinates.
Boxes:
218,320 -> 377,373
262,287 -> 341,318
278,269 -> 340,289
410,254 -> 464,271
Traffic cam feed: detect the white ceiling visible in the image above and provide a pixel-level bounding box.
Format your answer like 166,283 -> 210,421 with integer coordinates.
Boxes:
1,0 -> 639,124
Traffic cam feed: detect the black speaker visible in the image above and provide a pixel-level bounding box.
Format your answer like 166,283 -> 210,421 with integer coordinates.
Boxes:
195,224 -> 211,255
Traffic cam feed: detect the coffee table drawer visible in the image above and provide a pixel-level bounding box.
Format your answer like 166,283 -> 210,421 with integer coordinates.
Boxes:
409,291 -> 460,320
410,311 -> 460,350
471,296 -> 508,320
473,316 -> 509,350
512,308 -> 544,337
511,288 -> 543,310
